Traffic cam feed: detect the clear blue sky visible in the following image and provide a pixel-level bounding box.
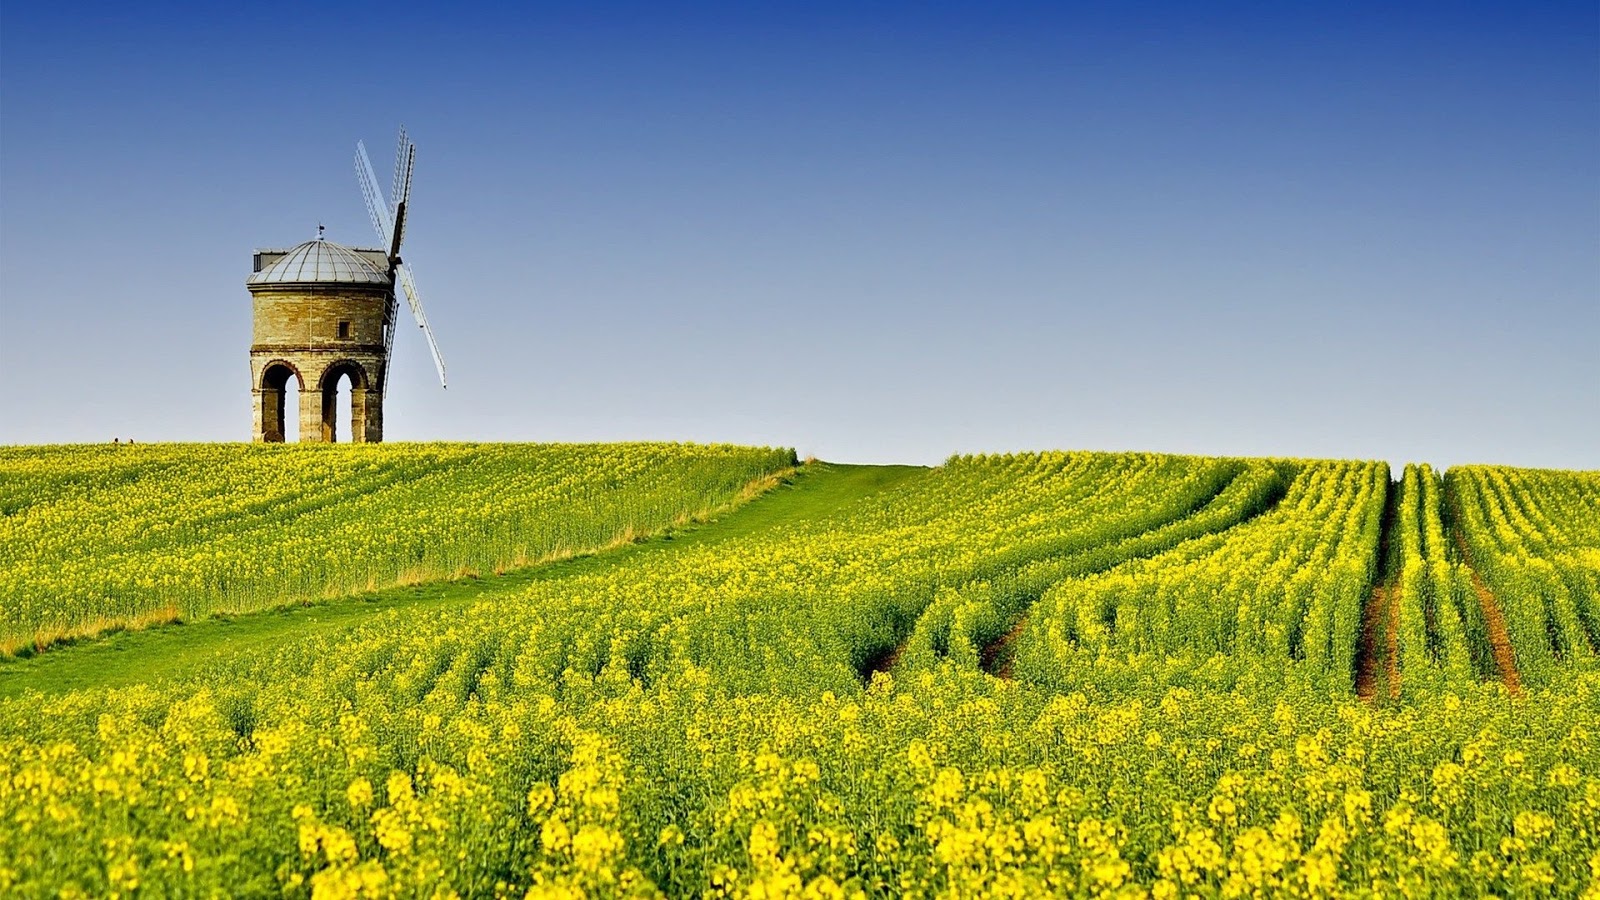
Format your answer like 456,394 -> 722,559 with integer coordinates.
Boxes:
2,1 -> 1595,468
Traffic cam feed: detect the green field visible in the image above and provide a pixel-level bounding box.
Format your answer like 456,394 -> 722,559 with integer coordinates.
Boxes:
0,444 -> 1596,898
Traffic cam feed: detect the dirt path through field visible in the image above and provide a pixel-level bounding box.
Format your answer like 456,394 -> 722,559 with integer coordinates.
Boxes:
861,643 -> 904,680
1355,479 -> 1402,702
979,616 -> 1029,679
1355,585 -> 1401,701
1453,530 -> 1523,695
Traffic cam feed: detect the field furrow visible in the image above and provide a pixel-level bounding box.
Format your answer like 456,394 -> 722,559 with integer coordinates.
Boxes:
1455,527 -> 1526,695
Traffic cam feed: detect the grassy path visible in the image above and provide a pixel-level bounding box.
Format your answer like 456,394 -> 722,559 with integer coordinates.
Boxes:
0,462 -> 923,699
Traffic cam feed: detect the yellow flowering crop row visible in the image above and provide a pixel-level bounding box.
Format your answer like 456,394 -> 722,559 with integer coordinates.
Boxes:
6,669 -> 1593,898
1388,464 -> 1482,687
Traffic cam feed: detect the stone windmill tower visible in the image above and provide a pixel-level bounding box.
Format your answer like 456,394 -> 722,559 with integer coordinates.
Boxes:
246,128 -> 447,443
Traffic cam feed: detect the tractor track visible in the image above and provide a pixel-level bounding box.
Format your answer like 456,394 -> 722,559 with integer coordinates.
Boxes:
1354,584 -> 1400,702
859,466 -> 1251,684
1452,529 -> 1523,695
1442,482 -> 1523,695
1355,479 -> 1402,702
979,616 -> 1028,680
860,643 -> 904,681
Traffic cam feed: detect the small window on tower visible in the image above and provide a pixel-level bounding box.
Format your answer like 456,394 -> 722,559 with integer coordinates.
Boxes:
338,321 -> 351,339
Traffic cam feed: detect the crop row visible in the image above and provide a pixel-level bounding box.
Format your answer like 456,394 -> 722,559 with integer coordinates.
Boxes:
1387,464 -> 1485,687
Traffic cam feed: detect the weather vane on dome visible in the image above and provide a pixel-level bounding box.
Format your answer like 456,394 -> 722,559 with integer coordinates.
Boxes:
316,223 -> 325,240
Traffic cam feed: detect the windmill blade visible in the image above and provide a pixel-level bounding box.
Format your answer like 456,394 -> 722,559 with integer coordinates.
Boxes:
396,139 -> 415,208
389,142 -> 415,260
390,126 -> 409,219
354,141 -> 394,247
397,262 -> 448,388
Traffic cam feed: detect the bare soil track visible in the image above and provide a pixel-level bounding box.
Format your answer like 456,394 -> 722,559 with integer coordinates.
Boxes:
861,643 -> 903,680
1355,479 -> 1402,702
980,616 -> 1029,680
1355,585 -> 1400,702
1453,530 -> 1524,695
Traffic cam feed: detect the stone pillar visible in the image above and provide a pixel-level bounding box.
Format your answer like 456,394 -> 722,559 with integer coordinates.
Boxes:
321,386 -> 341,443
261,386 -> 291,443
349,387 -> 367,443
300,388 -> 327,443
252,389 -> 269,442
360,388 -> 384,443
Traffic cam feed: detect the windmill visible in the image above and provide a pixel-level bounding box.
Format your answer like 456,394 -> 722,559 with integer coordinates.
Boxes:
355,127 -> 447,395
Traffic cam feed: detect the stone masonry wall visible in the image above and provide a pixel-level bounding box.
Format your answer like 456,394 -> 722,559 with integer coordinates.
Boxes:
249,285 -> 392,443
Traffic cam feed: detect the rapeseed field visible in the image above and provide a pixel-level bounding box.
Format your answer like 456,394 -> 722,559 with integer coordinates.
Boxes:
0,445 -> 1594,897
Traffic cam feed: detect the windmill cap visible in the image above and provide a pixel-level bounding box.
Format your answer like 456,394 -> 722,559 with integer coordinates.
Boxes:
248,238 -> 391,287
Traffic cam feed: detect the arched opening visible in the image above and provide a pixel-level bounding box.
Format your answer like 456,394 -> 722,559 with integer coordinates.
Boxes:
326,370 -> 354,442
319,361 -> 369,443
260,363 -> 302,442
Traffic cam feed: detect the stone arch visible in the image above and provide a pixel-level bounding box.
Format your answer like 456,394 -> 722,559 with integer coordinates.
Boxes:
260,359 -> 306,391
318,359 -> 370,393
257,361 -> 304,442
317,360 -> 372,443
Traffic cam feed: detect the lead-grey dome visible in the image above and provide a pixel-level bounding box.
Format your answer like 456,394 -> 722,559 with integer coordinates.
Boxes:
247,238 -> 391,287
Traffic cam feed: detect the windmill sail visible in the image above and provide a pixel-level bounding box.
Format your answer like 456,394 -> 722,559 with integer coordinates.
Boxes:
391,126 -> 409,219
354,128 -> 446,395
355,142 -> 394,245
398,262 -> 447,387
355,142 -> 401,378
389,143 -> 415,262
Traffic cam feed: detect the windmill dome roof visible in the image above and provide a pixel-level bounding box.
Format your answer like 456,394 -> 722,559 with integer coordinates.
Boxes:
248,237 -> 391,287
